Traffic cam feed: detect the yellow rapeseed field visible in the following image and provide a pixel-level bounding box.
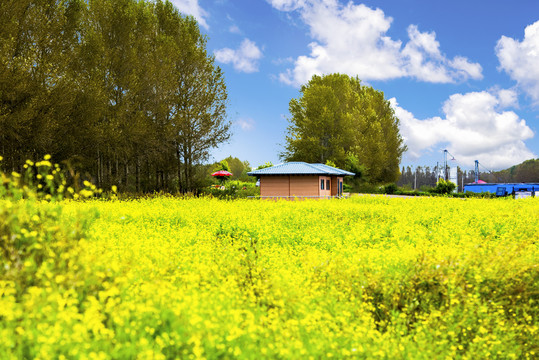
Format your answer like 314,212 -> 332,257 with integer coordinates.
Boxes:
1,173 -> 538,359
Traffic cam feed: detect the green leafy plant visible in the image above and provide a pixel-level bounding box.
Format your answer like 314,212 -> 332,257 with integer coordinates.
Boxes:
431,179 -> 456,194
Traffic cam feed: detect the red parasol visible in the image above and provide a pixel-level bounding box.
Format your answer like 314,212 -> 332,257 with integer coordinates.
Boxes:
211,170 -> 232,177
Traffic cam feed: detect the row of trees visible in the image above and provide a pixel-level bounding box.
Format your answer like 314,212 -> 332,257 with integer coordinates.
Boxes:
398,166 -> 482,192
281,74 -> 407,184
399,159 -> 539,192
0,0 -> 229,192
482,159 -> 539,183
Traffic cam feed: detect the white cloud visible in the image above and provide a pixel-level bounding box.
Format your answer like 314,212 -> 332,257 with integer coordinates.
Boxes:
270,0 -> 482,86
170,0 -> 209,29
229,25 -> 241,34
237,118 -> 255,131
403,25 -> 483,83
449,56 -> 483,81
272,57 -> 294,65
268,0 -> 306,11
496,20 -> 539,105
391,90 -> 535,169
214,39 -> 263,73
496,88 -> 519,108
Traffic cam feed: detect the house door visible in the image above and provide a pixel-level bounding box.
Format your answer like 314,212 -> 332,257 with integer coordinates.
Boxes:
338,180 -> 343,196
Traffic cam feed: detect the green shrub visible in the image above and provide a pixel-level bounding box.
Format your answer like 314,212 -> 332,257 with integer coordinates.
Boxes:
0,155 -> 99,201
355,182 -> 384,194
1,156 -> 101,293
0,156 -> 117,358
430,179 -> 456,194
202,180 -> 260,199
383,183 -> 398,194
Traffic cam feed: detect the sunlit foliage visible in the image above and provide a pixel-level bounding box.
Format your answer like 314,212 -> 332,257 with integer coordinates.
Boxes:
0,0 -> 229,193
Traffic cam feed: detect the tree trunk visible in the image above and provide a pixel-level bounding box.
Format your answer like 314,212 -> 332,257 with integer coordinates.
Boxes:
124,161 -> 128,190
97,148 -> 101,188
183,157 -> 189,193
146,159 -> 150,193
161,171 -> 165,191
176,143 -> 182,193
135,157 -> 140,193
115,157 -> 119,184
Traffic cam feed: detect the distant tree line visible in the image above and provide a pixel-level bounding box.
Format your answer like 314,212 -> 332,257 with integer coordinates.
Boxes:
0,0 -> 229,193
398,159 -> 539,192
397,166 -> 478,192
481,159 -> 539,183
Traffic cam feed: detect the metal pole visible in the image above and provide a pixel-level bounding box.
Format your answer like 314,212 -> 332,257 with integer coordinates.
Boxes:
444,150 -> 448,181
474,160 -> 479,183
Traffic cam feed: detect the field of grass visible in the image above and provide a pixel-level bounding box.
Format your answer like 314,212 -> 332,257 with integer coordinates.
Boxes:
1,188 -> 538,358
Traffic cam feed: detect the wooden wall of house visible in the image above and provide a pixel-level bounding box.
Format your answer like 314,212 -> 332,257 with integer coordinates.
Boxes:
261,175 -> 321,197
260,175 -> 290,197
290,176 -> 319,197
260,175 -> 343,198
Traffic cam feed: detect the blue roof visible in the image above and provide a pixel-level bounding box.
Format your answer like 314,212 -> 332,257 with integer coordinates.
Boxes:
247,162 -> 354,176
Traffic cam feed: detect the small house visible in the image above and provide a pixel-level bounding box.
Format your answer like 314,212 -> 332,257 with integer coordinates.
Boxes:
247,162 -> 354,199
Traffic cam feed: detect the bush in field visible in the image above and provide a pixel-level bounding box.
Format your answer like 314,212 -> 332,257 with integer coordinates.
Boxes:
0,157 -> 99,286
0,196 -> 97,295
0,155 -> 100,201
202,180 -> 260,198
431,179 -> 456,194
0,156 -> 113,358
383,183 -> 398,194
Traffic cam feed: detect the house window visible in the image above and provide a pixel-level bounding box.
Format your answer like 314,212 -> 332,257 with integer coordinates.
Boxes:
326,179 -> 330,190
320,179 -> 324,190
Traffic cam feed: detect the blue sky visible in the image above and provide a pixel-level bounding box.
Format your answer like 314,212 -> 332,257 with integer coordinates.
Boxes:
172,0 -> 539,171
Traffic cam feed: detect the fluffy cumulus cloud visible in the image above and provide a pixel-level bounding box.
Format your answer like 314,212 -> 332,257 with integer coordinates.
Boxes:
214,39 -> 263,73
170,0 -> 209,29
403,25 -> 483,83
269,0 -> 482,86
496,20 -> 539,105
391,90 -> 535,169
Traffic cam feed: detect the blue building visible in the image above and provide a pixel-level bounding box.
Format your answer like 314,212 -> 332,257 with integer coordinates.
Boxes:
464,183 -> 539,196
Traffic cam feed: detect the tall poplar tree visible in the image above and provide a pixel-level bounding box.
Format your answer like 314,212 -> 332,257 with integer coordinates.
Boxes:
282,74 -> 406,184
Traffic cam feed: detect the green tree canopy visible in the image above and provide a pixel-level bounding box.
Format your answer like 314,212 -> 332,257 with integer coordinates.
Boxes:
256,162 -> 273,170
210,157 -> 252,181
0,0 -> 229,193
281,74 -> 406,184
